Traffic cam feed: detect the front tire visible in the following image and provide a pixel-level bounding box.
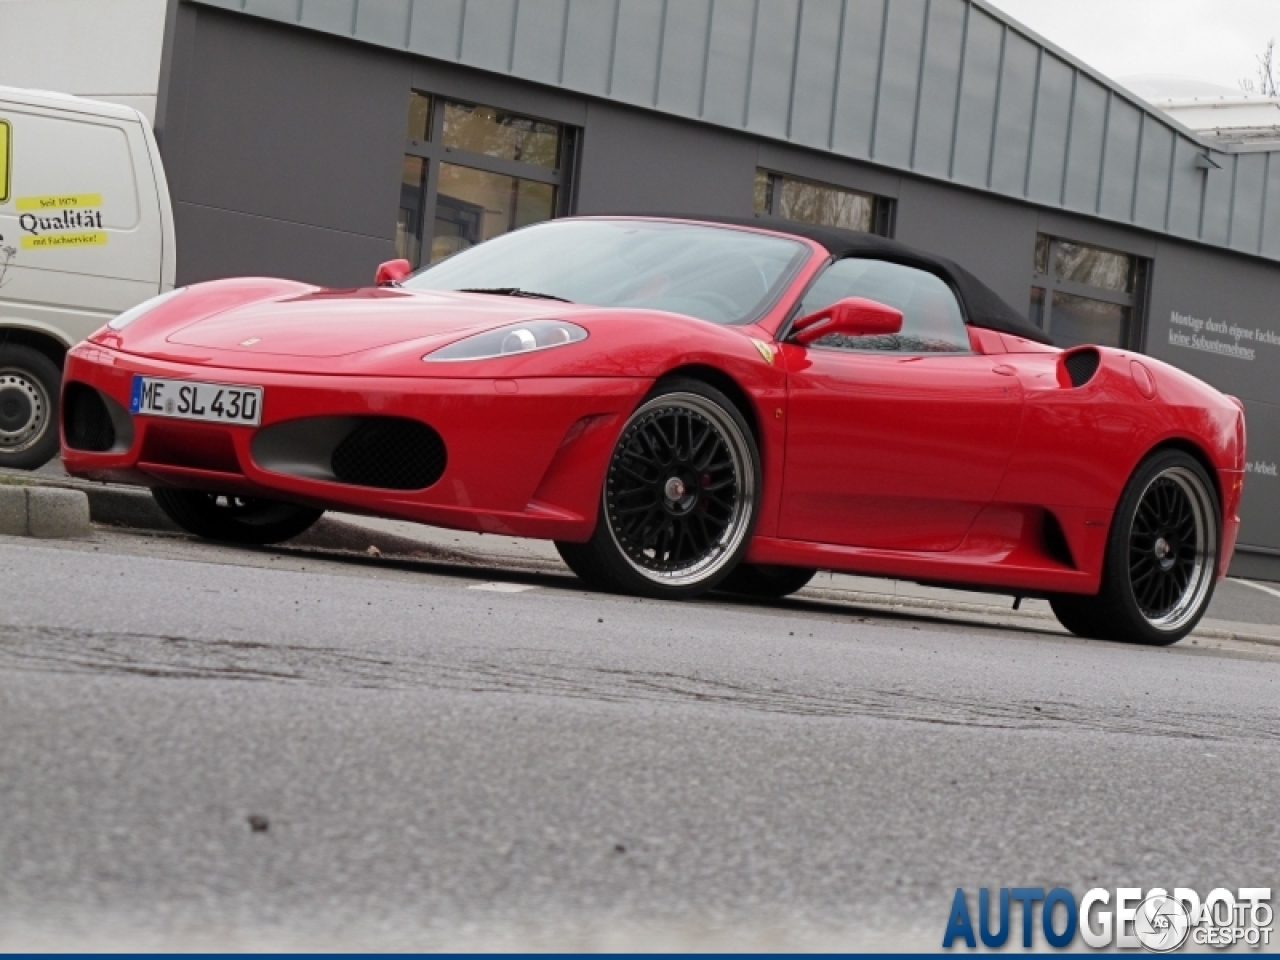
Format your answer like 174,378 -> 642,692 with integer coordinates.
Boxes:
1050,450 -> 1220,645
152,489 -> 323,545
718,563 -> 816,599
0,345 -> 61,471
556,378 -> 761,600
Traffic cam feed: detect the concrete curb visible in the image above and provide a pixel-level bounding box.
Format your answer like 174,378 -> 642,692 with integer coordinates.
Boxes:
0,483 -> 91,539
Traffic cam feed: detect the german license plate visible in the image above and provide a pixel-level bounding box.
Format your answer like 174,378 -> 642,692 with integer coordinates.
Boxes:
130,376 -> 263,426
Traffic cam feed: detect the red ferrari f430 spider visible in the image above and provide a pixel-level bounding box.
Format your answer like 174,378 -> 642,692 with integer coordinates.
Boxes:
61,217 -> 1245,645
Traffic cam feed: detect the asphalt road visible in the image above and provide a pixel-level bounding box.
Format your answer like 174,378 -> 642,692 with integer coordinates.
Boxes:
1,532 -> 1278,950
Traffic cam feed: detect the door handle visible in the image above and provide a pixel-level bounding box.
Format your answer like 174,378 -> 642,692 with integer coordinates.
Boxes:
992,364 -> 1017,376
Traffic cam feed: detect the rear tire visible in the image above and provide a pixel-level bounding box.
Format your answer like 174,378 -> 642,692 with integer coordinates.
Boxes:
0,344 -> 61,471
717,563 -> 816,599
1050,449 -> 1220,646
555,377 -> 761,600
152,489 -> 323,545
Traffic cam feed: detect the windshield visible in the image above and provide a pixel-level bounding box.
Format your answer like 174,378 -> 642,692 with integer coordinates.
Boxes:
404,219 -> 811,325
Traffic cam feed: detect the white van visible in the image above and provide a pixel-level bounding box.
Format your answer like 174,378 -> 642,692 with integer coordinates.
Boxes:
0,85 -> 174,469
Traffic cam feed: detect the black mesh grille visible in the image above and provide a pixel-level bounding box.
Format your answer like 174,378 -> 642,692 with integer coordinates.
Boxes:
1064,349 -> 1101,388
63,382 -> 116,452
330,418 -> 446,490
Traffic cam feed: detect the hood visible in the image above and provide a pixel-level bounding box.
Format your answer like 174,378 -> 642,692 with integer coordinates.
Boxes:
95,277 -> 772,381
164,287 -> 576,359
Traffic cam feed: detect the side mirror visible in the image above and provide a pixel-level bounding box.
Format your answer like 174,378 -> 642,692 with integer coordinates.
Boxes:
375,258 -> 412,287
789,296 -> 904,346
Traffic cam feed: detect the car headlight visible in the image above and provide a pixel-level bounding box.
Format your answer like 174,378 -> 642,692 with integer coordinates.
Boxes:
424,319 -> 588,362
108,287 -> 187,330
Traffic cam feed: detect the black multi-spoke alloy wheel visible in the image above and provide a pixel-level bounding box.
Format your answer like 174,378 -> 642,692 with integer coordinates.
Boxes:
555,378 -> 760,600
718,563 -> 816,599
1050,450 -> 1219,645
152,488 -> 323,545
0,345 -> 61,470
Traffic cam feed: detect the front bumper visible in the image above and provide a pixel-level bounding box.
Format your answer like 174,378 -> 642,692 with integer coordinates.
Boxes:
61,343 -> 649,540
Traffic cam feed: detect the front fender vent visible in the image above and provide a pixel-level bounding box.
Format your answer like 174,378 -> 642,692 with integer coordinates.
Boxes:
330,418 -> 446,490
1063,348 -> 1101,388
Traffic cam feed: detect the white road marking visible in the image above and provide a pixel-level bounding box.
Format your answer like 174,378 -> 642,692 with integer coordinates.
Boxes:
468,582 -> 538,593
1233,578 -> 1280,601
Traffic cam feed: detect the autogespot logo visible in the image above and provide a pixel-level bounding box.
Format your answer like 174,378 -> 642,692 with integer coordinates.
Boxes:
942,886 -> 1273,951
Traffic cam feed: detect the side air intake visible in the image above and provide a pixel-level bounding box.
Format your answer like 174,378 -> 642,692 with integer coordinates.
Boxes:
1063,348 -> 1101,388
252,416 -> 448,490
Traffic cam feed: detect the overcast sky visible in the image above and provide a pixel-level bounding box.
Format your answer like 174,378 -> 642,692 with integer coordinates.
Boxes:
986,0 -> 1280,91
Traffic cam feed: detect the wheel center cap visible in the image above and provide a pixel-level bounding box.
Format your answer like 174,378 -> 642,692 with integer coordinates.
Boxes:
1154,537 -> 1170,559
664,476 -> 687,502
0,388 -> 33,433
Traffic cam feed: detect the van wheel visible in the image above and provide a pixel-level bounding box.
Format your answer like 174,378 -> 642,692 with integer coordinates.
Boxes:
0,345 -> 61,471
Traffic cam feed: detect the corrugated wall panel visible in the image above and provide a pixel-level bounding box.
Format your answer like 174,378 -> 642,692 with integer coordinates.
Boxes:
700,0 -> 754,128
511,0 -> 568,85
300,0 -> 356,34
407,0 -> 465,60
1025,55 -> 1072,204
787,0 -> 844,149
1167,138 -> 1203,239
1097,98 -> 1140,222
949,9 -> 1001,187
356,1 -> 411,48
1200,153 -> 1234,247
193,0 -> 1280,265
871,0 -> 927,168
609,0 -> 664,105
744,0 -> 801,140
911,0 -> 966,178
459,0 -> 518,74
655,0 -> 713,119
1132,120 -> 1173,231
560,0 -> 616,97
988,32 -> 1037,196
1061,76 -> 1107,212
1261,159 -> 1280,259
829,0 -> 886,159
241,0 -> 297,21
1230,152 -> 1268,254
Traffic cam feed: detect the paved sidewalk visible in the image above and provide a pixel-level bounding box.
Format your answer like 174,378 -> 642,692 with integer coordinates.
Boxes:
10,461 -> 1280,646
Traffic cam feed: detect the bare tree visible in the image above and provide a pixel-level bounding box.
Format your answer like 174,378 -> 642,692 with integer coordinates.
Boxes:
1240,39 -> 1279,97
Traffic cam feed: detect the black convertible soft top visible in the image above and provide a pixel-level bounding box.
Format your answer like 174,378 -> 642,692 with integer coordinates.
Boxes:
667,215 -> 1054,345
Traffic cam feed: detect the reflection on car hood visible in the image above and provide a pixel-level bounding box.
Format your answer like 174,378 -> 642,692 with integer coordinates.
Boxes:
165,288 -> 586,359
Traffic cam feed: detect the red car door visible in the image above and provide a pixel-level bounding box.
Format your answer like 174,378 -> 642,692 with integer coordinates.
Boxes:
777,258 -> 1023,552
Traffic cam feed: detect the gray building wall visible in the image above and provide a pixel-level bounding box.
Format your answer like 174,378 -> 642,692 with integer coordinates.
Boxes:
158,3 -> 1280,575
160,4 -> 409,286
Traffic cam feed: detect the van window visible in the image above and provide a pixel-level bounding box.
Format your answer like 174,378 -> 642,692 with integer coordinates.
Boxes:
0,120 -> 10,204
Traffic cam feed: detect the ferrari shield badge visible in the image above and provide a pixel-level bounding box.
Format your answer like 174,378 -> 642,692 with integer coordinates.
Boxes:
750,338 -> 776,364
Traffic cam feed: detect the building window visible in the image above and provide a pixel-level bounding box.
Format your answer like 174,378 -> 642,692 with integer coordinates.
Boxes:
1030,234 -> 1147,349
395,92 -> 575,267
753,169 -> 894,236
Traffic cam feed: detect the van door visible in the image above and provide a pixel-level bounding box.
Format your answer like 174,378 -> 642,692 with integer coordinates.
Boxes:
0,94 -> 167,467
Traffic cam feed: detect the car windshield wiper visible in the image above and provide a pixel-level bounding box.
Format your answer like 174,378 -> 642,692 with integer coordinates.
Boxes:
456,287 -> 574,304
